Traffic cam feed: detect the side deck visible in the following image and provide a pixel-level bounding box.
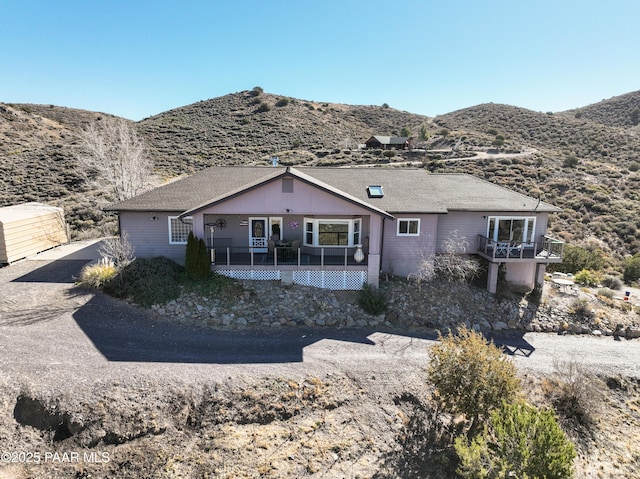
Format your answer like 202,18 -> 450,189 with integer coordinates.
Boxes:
476,235 -> 564,263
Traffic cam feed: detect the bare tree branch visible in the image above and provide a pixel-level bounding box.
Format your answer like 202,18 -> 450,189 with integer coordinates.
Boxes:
75,117 -> 153,201
98,231 -> 135,268
409,231 -> 481,287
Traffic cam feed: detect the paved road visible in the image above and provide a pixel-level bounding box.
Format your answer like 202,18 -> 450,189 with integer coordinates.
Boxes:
1,248 -> 639,395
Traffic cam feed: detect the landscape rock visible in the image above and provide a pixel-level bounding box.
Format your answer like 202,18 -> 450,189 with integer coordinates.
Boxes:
150,278 -> 640,337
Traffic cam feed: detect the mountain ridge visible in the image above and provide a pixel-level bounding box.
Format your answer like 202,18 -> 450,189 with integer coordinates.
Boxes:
1,88 -> 640,260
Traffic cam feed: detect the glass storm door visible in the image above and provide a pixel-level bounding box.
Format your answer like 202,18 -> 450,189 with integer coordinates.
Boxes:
249,217 -> 268,252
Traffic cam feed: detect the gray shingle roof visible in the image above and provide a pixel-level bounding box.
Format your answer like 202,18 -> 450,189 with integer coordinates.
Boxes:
106,166 -> 560,215
368,136 -> 409,145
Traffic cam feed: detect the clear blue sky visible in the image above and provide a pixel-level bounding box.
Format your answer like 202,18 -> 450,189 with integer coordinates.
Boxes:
1,0 -> 638,120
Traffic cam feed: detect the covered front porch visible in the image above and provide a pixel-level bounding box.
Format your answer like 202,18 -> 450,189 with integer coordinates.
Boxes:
208,244 -> 368,267
191,213 -> 381,290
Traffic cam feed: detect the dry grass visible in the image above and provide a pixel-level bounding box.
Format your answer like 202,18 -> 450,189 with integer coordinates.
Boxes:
0,369 -> 638,478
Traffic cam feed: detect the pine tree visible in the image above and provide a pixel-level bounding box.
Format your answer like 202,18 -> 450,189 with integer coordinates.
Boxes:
185,231 -> 198,280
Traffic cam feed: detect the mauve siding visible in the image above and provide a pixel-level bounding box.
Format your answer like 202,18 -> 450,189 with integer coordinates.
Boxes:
120,211 -> 187,262
198,179 -> 377,216
435,211 -> 550,253
381,215 -> 438,278
194,178 -> 382,252
435,212 -> 486,253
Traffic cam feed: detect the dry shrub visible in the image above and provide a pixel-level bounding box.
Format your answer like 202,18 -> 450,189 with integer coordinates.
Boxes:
409,232 -> 480,289
98,232 -> 135,268
542,359 -> 602,427
568,297 -> 595,319
78,258 -> 118,288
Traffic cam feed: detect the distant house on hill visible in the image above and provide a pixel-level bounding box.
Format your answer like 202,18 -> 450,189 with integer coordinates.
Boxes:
365,136 -> 412,150
106,166 -> 564,293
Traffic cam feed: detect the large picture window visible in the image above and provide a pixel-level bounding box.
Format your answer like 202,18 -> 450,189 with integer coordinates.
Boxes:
487,217 -> 536,244
397,218 -> 420,236
303,218 -> 362,247
319,221 -> 349,245
168,216 -> 193,244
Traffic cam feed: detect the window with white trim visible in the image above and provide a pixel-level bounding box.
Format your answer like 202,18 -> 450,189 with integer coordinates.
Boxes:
487,216 -> 536,244
303,218 -> 361,247
168,216 -> 193,244
353,218 -> 361,245
397,218 -> 420,236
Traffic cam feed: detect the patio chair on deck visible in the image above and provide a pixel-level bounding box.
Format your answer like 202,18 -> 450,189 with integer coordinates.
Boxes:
289,239 -> 300,260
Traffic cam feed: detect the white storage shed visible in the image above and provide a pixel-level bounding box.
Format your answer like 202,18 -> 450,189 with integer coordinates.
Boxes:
0,203 -> 69,264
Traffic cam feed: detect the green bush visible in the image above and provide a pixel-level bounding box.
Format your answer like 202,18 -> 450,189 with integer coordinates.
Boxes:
573,268 -> 602,286
256,102 -> 271,113
182,270 -> 241,299
623,254 -> 640,283
418,124 -> 429,141
597,287 -> 615,299
601,275 -> 623,290
563,155 -> 579,168
554,245 -> 607,274
185,232 -> 211,281
104,257 -> 183,307
455,401 -> 576,479
357,283 -> 387,315
275,98 -> 289,107
427,329 -> 520,433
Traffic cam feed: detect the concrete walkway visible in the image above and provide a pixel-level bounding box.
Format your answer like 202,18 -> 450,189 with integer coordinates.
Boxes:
28,238 -> 104,261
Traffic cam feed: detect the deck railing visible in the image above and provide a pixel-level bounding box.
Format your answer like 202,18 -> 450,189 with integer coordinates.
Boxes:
477,235 -> 564,262
208,245 -> 366,268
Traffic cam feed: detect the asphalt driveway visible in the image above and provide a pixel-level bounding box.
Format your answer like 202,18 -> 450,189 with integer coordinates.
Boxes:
1,244 -> 639,396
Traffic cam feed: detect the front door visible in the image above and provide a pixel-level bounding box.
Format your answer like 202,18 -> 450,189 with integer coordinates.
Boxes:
249,217 -> 268,252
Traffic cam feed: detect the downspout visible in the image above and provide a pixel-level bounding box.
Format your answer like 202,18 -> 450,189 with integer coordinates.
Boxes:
379,217 -> 387,278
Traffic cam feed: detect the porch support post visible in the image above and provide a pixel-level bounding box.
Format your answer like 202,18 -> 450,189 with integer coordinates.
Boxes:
367,254 -> 380,288
487,262 -> 499,294
535,263 -> 546,287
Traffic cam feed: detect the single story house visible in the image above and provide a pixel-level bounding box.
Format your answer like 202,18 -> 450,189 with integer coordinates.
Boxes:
365,136 -> 412,150
106,166 -> 563,292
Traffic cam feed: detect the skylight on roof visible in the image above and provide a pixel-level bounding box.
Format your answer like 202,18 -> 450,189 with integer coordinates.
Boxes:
367,185 -> 384,198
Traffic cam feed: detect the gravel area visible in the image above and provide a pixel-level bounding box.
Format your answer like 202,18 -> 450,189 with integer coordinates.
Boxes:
1,250 -> 639,393
1,249 -> 640,478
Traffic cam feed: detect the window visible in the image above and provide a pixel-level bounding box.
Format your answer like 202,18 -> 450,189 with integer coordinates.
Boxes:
397,219 -> 420,236
282,178 -> 294,193
305,220 -> 314,245
303,218 -> 362,247
168,216 -> 193,244
487,217 -> 536,243
319,221 -> 349,246
367,185 -> 384,198
353,218 -> 361,245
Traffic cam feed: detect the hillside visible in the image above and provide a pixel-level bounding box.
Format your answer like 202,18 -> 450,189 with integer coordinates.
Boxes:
136,90 -> 432,174
1,88 -> 640,260
432,102 -> 640,257
561,90 -> 640,128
